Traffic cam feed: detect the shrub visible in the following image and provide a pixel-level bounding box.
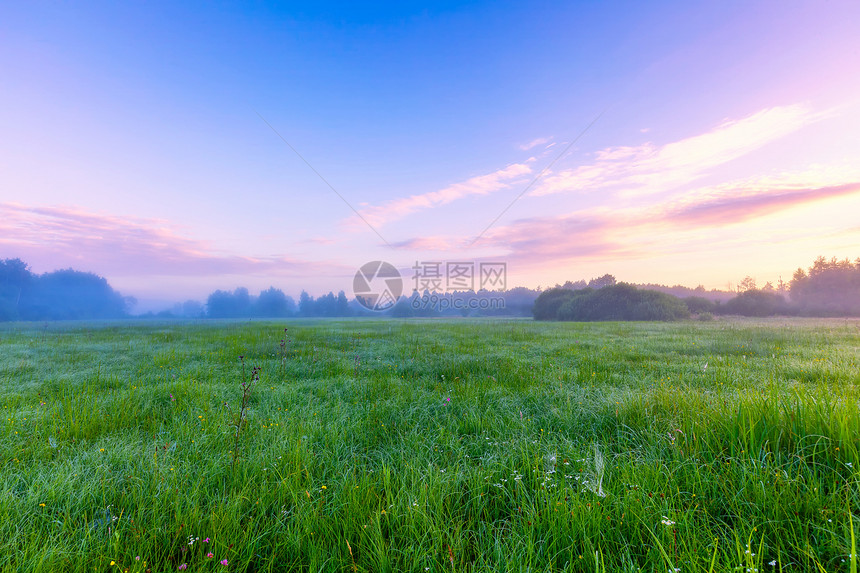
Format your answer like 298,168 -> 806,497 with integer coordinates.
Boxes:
532,288 -> 590,320
683,296 -> 716,314
538,283 -> 689,321
720,290 -> 788,317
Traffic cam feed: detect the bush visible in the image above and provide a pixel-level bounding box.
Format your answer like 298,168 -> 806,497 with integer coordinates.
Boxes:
536,283 -> 689,322
720,290 -> 788,317
684,296 -> 716,314
532,288 -> 590,320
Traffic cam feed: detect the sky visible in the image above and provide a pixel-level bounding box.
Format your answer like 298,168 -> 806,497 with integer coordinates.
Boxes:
2,1 -> 860,309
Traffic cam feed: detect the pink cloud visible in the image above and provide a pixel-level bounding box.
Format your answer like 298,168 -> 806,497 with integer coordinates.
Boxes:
391,236 -> 464,251
0,203 -> 332,278
390,177 -> 860,269
662,182 -> 860,226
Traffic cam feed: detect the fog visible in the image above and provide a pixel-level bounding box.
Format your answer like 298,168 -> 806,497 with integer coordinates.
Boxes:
3,256 -> 859,322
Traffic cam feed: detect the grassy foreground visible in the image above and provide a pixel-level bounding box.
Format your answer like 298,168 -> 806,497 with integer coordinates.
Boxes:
1,318 -> 859,572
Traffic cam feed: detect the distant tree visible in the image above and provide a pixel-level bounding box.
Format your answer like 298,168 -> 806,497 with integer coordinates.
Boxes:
0,258 -> 34,321
738,276 -> 757,292
555,283 -> 688,322
533,288 -> 586,321
206,288 -> 253,318
298,291 -> 314,317
28,269 -> 128,320
789,256 -> 860,315
683,296 -> 716,314
232,287 -> 252,316
255,287 -> 294,317
562,280 -> 587,290
181,300 -> 205,318
336,290 -> 351,316
720,290 -> 788,317
492,286 -> 539,316
206,290 -> 236,318
315,292 -> 338,317
390,297 -> 416,317
588,274 -> 617,289
170,300 -> 204,318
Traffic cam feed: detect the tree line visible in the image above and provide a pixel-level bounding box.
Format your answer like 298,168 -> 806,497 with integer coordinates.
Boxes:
200,288 -> 351,318
2,255 -> 858,322
533,256 -> 860,321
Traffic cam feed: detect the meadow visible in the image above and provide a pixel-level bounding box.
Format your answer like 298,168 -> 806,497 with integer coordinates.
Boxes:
1,317 -> 859,572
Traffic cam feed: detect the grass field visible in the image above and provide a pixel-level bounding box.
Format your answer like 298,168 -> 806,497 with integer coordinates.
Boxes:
1,317 -> 859,572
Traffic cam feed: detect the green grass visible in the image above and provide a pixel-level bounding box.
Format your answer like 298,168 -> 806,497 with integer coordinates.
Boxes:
1,317 -> 859,572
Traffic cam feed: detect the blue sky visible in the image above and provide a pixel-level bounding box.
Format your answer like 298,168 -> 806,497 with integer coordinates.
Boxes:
2,1 -> 860,306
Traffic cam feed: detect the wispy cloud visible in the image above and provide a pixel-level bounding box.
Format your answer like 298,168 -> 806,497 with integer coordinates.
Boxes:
390,236 -> 463,251
532,104 -> 825,197
352,163 -> 532,228
519,137 -> 553,151
0,203 -> 331,278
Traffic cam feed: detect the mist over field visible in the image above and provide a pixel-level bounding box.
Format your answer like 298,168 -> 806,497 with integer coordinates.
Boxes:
3,255 -> 859,322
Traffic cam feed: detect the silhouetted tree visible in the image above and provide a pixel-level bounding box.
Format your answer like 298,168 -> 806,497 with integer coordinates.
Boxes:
588,274 -> 617,289
298,291 -> 314,317
315,292 -> 338,317
738,276 -> 757,292
721,289 -> 788,317
562,280 -> 587,290
555,283 -> 688,321
0,258 -> 34,321
206,290 -> 236,318
206,288 -> 252,318
336,290 -> 351,316
256,287 -> 295,317
789,256 -> 860,315
166,300 -> 204,318
233,287 -> 252,316
28,269 -> 128,320
683,296 -> 716,314
181,300 -> 205,318
533,288 -> 587,321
